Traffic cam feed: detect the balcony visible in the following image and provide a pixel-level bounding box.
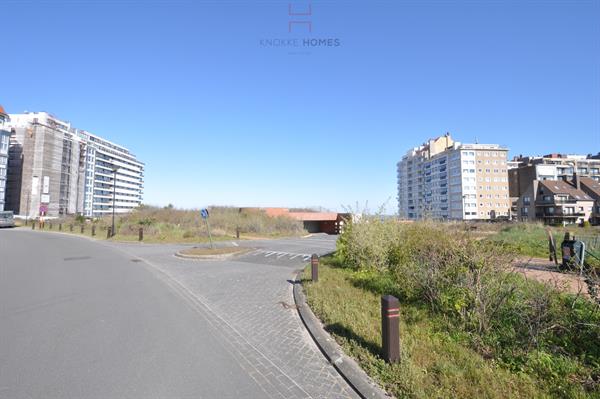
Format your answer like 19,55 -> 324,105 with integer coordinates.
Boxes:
536,209 -> 585,218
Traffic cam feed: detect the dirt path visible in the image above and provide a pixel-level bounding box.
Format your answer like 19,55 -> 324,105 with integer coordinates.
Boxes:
513,257 -> 591,297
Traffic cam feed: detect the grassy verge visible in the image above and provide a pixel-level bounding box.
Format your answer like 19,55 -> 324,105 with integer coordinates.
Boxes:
303,259 -> 545,398
304,257 -> 598,398
486,223 -> 600,269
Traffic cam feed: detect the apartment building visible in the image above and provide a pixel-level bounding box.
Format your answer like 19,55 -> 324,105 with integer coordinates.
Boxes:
509,154 -> 600,199
515,178 -> 593,225
5,112 -> 144,218
579,177 -> 600,225
76,130 -> 144,218
509,153 -> 600,225
397,133 -> 510,220
0,106 -> 10,211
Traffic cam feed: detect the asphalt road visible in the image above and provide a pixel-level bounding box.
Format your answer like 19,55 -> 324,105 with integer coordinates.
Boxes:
0,230 -> 356,399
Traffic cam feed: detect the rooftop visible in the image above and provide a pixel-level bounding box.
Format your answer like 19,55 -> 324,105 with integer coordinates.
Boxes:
538,180 -> 593,201
579,177 -> 600,197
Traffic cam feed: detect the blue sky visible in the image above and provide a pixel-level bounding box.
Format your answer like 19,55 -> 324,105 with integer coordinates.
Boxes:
2,0 -> 599,213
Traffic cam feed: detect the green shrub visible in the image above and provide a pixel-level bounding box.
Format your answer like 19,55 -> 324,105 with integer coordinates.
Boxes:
336,219 -> 600,396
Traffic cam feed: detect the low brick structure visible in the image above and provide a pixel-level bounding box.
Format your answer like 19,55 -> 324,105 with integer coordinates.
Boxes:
241,207 -> 351,234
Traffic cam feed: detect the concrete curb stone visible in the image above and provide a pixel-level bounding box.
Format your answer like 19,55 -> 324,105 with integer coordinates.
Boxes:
293,270 -> 392,399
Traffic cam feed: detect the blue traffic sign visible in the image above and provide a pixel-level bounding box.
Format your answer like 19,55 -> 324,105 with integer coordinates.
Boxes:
201,208 -> 209,219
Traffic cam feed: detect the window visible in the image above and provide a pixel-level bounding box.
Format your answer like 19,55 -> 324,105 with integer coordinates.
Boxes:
521,207 -> 528,215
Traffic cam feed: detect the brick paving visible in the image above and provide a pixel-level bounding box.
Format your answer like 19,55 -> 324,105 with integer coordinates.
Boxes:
108,237 -> 359,399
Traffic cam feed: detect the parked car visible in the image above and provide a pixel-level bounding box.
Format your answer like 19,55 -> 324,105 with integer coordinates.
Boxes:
0,211 -> 16,228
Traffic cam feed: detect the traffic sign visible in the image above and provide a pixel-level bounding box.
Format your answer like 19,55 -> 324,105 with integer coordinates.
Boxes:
201,208 -> 209,219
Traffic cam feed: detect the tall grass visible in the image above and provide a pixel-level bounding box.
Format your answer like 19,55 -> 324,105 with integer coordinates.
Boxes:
57,205 -> 306,241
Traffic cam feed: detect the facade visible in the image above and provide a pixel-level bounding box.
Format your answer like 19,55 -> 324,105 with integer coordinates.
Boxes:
579,177 -> 600,225
515,179 -> 594,225
5,112 -> 144,218
509,154 -> 600,199
76,130 -> 144,218
397,133 -> 510,220
0,106 -> 9,211
509,154 -> 600,224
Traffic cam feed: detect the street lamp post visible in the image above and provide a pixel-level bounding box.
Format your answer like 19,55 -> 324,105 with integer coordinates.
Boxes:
111,166 -> 119,237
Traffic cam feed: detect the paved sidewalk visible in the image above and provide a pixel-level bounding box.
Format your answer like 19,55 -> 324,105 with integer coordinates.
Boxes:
106,236 -> 359,399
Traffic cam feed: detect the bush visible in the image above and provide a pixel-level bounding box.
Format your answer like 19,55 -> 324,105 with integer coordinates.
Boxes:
336,219 -> 600,395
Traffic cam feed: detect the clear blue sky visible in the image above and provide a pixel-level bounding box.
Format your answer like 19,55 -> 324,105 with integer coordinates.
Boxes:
2,0 -> 599,213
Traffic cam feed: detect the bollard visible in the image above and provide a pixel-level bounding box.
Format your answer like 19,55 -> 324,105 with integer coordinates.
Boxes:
32,221 -> 35,230
138,227 -> 143,241
59,223 -> 62,231
91,225 -> 96,236
49,222 -> 53,230
107,226 -> 112,239
80,225 -> 84,234
381,295 -> 401,363
311,254 -> 319,282
69,224 -> 73,232
236,227 -> 240,239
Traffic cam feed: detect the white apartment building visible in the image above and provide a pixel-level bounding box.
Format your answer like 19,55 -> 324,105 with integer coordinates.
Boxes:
397,133 -> 510,220
76,130 -> 144,217
0,106 -> 9,211
6,111 -> 144,218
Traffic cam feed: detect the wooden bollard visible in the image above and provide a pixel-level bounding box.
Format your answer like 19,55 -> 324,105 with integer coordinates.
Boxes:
91,225 -> 96,236
381,295 -> 401,363
80,225 -> 85,234
59,223 -> 62,231
107,226 -> 112,239
236,227 -> 240,239
69,224 -> 73,232
311,254 -> 319,282
31,221 -> 35,230
138,227 -> 143,241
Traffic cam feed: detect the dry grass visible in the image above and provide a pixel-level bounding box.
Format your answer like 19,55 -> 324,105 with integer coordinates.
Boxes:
51,205 -> 307,242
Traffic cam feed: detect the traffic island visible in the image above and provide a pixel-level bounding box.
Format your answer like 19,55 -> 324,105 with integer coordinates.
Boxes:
175,246 -> 252,260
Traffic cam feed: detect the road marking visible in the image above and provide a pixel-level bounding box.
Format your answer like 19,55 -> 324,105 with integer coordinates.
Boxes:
231,242 -> 239,247
290,254 -> 301,260
276,252 -> 287,259
264,251 -> 276,257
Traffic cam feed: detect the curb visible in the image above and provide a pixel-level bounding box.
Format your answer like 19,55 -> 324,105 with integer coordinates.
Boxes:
174,248 -> 253,260
293,270 -> 391,399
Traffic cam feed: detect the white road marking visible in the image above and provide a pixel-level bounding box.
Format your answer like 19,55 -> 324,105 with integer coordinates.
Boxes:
231,242 -> 239,247
264,252 -> 276,257
290,254 -> 301,260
